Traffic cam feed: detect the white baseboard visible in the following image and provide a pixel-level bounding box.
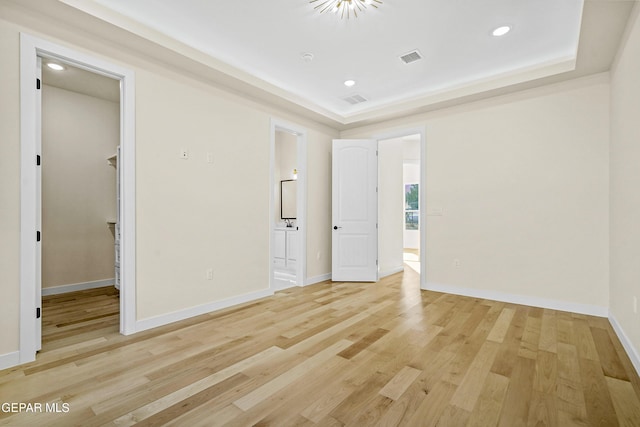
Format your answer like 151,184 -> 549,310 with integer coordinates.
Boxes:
0,351 -> 20,371
134,288 -> 274,333
42,278 -> 114,296
379,266 -> 405,279
305,273 -> 331,286
609,313 -> 640,377
273,270 -> 297,291
424,282 -> 609,318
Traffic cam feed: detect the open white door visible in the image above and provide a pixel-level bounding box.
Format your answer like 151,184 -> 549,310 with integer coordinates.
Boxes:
35,57 -> 42,351
332,139 -> 378,282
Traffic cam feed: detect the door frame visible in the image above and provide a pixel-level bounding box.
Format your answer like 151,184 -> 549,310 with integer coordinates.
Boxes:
372,127 -> 427,290
19,33 -> 137,364
269,118 -> 308,289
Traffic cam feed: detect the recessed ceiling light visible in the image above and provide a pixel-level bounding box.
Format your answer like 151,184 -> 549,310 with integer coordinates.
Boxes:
301,52 -> 314,63
47,63 -> 65,71
344,80 -> 356,87
492,26 -> 511,37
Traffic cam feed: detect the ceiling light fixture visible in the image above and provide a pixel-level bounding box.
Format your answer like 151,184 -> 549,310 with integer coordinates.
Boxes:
492,25 -> 511,36
310,0 -> 382,19
46,63 -> 65,71
344,80 -> 356,87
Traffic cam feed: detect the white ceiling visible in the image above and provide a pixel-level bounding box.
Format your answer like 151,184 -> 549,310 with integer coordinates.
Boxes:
42,61 -> 120,102
47,0 -> 636,127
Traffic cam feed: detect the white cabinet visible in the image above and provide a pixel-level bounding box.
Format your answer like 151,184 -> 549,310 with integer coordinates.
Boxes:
274,228 -> 297,271
286,230 -> 297,270
274,229 -> 287,268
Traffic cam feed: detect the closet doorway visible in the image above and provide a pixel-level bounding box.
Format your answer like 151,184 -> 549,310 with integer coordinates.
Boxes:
20,34 -> 136,364
40,60 -> 121,350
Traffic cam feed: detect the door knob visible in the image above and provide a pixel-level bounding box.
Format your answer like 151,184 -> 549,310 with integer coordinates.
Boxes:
333,226 -> 342,230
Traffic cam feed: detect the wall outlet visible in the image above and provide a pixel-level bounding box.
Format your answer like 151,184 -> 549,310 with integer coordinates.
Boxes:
453,259 -> 461,268
634,296 -> 638,314
179,148 -> 189,160
206,268 -> 213,280
317,251 -> 321,260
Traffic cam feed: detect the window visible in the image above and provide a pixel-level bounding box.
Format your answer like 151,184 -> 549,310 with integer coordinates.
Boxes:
404,183 -> 419,230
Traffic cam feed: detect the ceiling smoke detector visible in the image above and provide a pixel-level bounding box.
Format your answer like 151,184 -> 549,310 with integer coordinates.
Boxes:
399,50 -> 423,65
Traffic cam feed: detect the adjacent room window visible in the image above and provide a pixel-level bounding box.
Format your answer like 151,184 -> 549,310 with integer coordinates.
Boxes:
404,183 -> 419,230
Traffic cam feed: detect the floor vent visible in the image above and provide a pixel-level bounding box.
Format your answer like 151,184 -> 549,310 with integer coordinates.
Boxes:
400,50 -> 423,64
342,94 -> 368,105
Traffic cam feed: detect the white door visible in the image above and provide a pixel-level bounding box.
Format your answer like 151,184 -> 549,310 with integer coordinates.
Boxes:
332,139 -> 378,282
35,57 -> 42,350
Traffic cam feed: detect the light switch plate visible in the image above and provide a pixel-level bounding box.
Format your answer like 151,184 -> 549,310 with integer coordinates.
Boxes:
427,207 -> 443,216
179,148 -> 188,160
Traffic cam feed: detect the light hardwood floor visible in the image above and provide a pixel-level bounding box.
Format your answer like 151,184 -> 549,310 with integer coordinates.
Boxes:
1,268 -> 640,426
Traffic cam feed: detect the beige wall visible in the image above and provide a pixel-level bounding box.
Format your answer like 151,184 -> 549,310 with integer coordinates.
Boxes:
0,19 -> 21,356
343,75 -> 611,310
274,130 -> 297,224
41,85 -> 119,289
610,5 -> 640,360
378,138 -> 404,275
0,9 -> 336,358
305,129 -> 333,279
134,68 -> 271,319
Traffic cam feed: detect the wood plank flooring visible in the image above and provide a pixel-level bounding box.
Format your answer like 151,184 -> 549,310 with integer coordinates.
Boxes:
1,268 -> 639,426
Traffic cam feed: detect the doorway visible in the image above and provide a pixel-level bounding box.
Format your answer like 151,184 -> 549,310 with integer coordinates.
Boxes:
39,60 -> 121,349
270,119 -> 307,290
19,34 -> 136,364
377,132 -> 424,281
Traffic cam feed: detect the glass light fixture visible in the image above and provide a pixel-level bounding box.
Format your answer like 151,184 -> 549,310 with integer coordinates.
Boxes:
47,63 -> 65,71
310,0 -> 382,19
492,26 -> 511,36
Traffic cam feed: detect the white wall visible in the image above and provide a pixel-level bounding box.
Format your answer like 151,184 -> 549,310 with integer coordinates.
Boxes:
41,85 -> 119,289
610,5 -> 640,367
342,75 -> 610,313
378,139 -> 404,276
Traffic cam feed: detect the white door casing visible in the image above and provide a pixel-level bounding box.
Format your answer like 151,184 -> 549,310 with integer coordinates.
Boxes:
35,56 -> 42,351
269,119 -> 307,290
332,139 -> 378,282
20,33 -> 137,365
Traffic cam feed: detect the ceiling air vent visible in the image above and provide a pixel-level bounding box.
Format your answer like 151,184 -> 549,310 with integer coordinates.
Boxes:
342,94 -> 368,105
400,50 -> 422,64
